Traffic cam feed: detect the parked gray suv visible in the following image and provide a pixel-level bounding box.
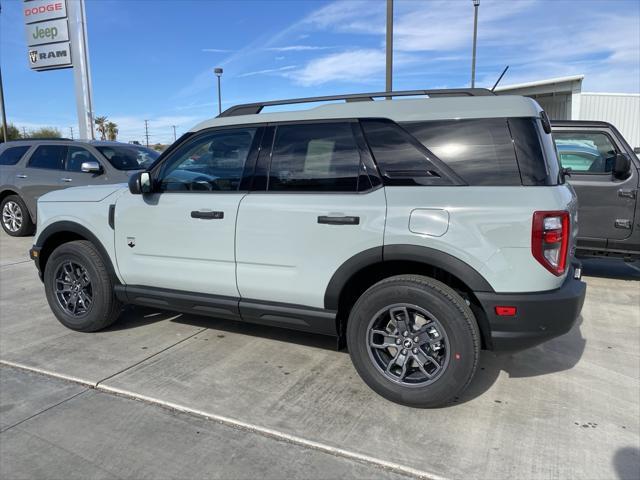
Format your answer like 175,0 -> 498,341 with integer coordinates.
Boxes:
0,139 -> 159,236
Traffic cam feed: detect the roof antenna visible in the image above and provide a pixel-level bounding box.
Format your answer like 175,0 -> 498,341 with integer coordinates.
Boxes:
491,66 -> 509,92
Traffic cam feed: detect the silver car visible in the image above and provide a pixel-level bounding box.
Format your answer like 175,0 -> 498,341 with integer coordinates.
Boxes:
0,139 -> 159,236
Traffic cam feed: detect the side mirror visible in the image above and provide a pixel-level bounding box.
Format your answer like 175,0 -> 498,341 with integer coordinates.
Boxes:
80,161 -> 102,173
128,171 -> 153,194
613,153 -> 631,180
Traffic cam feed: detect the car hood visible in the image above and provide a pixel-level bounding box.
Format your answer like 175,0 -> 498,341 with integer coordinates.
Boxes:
39,184 -> 128,203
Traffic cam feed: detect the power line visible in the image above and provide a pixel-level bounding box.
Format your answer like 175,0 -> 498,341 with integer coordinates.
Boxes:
144,120 -> 150,147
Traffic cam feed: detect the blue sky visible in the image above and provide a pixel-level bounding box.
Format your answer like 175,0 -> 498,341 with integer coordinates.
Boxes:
1,0 -> 639,143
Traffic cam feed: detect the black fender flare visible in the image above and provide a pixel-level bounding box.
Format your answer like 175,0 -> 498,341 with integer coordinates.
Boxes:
35,221 -> 119,281
324,244 -> 494,310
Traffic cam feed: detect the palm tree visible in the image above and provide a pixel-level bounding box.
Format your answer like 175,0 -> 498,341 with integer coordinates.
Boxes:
94,116 -> 108,140
106,121 -> 118,141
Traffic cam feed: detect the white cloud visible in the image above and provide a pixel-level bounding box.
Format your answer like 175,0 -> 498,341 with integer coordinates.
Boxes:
238,65 -> 296,78
288,49 -> 385,86
202,48 -> 231,53
266,45 -> 332,52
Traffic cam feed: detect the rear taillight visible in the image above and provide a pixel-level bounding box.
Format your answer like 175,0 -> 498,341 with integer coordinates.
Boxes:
532,211 -> 570,276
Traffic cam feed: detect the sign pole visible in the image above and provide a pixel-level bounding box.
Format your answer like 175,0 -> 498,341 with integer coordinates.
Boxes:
0,66 -> 8,142
67,0 -> 94,139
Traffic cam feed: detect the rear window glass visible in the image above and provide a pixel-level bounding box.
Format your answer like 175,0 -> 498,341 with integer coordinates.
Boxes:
360,120 -> 455,186
28,145 -> 67,170
0,146 -> 29,165
509,118 -> 560,186
403,118 -> 520,186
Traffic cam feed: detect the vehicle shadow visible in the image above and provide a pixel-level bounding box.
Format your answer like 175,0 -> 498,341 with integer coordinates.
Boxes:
111,304 -> 587,407
455,314 -> 587,405
613,447 -> 640,480
580,257 -> 640,280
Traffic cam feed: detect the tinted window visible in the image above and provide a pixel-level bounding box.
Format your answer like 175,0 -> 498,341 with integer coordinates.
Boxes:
268,123 -> 360,192
66,147 -> 101,172
509,118 -> 560,186
28,145 -> 67,170
403,118 -> 520,186
0,146 -> 29,165
361,120 -> 454,186
96,145 -> 159,170
159,128 -> 256,192
553,131 -> 617,173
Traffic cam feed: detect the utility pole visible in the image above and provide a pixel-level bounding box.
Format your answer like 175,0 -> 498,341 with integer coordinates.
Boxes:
385,0 -> 393,96
172,125 -> 177,142
22,127 -> 27,138
144,120 -> 150,147
471,0 -> 480,88
0,66 -> 7,142
69,127 -> 74,140
214,67 -> 223,115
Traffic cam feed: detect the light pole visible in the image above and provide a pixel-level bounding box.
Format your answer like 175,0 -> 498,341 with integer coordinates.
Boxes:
0,66 -> 7,142
471,0 -> 480,88
385,0 -> 393,96
214,67 -> 223,115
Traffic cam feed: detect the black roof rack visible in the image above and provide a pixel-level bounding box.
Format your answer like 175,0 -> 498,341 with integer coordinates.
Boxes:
4,137 -> 73,142
219,88 -> 495,117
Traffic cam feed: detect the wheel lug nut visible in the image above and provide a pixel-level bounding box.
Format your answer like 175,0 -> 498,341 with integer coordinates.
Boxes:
403,331 -> 409,337
412,348 -> 418,354
395,338 -> 401,345
413,336 -> 419,343
401,349 -> 407,355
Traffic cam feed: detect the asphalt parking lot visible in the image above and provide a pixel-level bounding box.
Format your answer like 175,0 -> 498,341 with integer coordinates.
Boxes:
1,232 -> 639,480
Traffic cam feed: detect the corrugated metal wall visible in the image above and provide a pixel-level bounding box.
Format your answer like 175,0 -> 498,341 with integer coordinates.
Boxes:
533,94 -> 572,120
580,94 -> 640,149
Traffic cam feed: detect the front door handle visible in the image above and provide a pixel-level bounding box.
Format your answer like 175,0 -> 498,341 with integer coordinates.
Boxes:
191,210 -> 224,220
61,178 -> 73,182
318,215 -> 360,225
15,174 -> 27,179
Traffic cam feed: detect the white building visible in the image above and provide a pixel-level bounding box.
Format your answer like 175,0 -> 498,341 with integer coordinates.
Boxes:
495,75 -> 640,149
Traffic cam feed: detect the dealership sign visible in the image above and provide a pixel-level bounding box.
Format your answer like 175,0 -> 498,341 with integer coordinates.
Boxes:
25,18 -> 69,46
23,0 -> 71,70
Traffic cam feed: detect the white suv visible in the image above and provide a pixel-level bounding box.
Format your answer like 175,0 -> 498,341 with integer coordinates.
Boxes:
29,89 -> 586,407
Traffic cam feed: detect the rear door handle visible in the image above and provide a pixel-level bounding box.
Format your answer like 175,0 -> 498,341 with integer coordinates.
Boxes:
317,215 -> 360,225
191,210 -> 224,220
61,178 -> 73,182
15,174 -> 27,179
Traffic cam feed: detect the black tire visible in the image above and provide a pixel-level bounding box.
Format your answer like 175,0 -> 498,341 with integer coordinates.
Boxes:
346,275 -> 480,408
44,240 -> 122,332
1,195 -> 35,237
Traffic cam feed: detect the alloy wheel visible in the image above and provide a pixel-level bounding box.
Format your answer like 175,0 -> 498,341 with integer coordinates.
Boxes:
367,303 -> 450,387
54,261 -> 93,316
2,201 -> 23,233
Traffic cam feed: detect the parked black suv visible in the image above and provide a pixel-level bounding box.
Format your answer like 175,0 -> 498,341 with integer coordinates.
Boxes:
552,120 -> 639,261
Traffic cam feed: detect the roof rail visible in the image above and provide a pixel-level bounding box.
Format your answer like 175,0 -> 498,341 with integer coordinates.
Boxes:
4,137 -> 73,142
219,88 -> 494,117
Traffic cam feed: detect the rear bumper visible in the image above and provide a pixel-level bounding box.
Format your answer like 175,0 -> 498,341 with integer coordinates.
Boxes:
476,265 -> 587,351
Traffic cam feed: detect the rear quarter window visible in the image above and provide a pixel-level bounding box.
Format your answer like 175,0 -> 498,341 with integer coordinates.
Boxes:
509,118 -> 561,186
0,146 -> 30,165
402,118 -> 520,186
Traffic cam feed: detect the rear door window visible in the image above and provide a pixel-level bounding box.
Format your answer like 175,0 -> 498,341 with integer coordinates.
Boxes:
0,146 -> 30,165
553,131 -> 618,174
268,123 -> 361,192
402,118 -> 520,186
27,145 -> 67,170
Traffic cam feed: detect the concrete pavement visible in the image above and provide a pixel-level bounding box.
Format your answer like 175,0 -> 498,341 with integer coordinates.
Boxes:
1,231 -> 639,479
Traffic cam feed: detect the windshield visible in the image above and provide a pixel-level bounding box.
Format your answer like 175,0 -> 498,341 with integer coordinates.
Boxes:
96,145 -> 160,170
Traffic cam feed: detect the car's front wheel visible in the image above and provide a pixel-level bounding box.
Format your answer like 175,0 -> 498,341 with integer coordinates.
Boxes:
44,240 -> 122,332
346,275 -> 480,408
1,195 -> 34,237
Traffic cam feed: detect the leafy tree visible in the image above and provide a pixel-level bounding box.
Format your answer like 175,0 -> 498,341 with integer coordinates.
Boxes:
94,116 -> 108,140
1,123 -> 22,142
28,127 -> 61,138
106,121 -> 118,141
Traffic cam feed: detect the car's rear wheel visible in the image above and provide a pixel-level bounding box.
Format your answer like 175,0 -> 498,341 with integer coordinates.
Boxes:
346,275 -> 480,408
1,195 -> 34,237
44,240 -> 122,332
